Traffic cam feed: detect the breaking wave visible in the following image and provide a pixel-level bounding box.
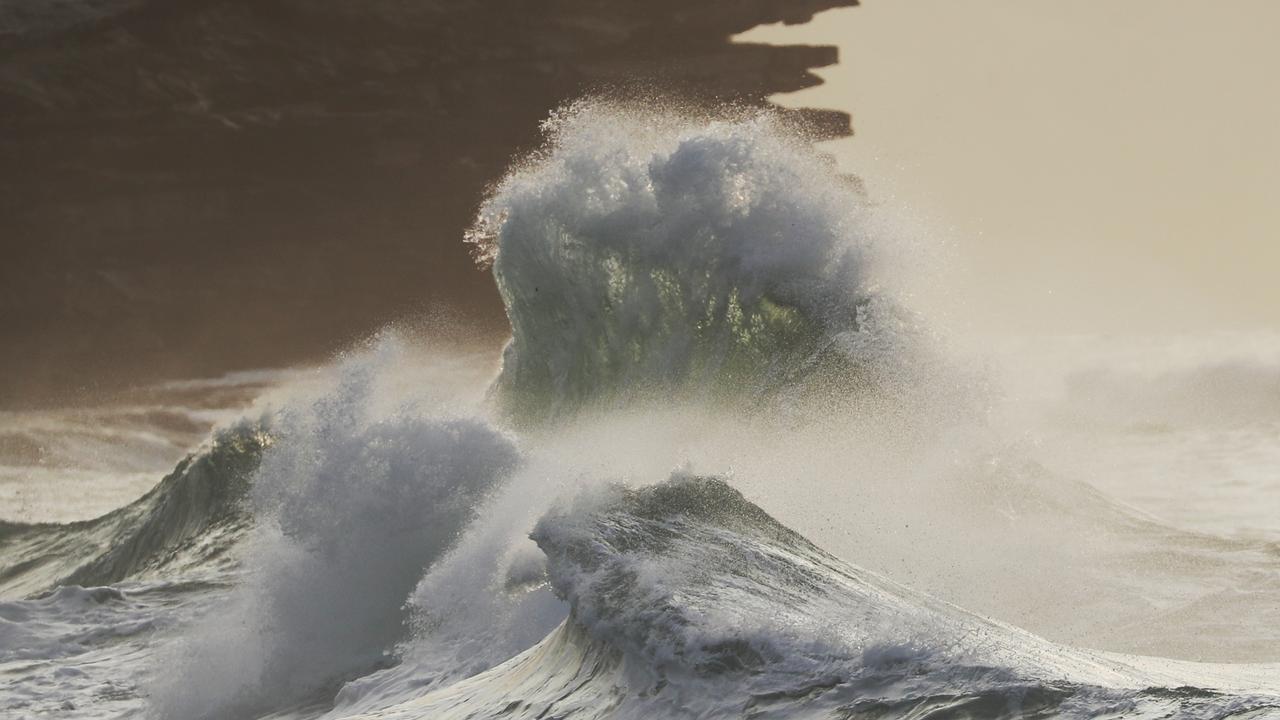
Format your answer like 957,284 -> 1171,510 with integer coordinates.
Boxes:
326,476 -> 1280,719
3,104 -> 1278,720
468,105 -> 921,423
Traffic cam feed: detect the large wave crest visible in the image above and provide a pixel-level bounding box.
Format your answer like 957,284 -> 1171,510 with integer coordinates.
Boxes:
469,104 -> 914,423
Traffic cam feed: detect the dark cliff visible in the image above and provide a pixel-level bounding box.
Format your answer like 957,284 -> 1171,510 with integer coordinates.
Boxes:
0,0 -> 856,405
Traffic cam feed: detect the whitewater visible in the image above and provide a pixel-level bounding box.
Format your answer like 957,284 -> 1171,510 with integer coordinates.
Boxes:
1,103 -> 1277,719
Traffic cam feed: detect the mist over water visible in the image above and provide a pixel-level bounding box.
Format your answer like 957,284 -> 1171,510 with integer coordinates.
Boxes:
1,104 -> 1277,719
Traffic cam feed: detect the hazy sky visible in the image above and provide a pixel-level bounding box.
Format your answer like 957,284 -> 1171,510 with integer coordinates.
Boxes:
740,1 -> 1280,336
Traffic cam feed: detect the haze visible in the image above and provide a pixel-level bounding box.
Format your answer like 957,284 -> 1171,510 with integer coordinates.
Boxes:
740,0 -> 1280,336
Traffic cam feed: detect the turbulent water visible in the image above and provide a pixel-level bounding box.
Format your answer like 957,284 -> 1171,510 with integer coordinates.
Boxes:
2,105 -> 1278,719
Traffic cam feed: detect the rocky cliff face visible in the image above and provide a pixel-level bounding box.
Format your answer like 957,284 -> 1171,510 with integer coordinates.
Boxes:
0,0 -> 856,405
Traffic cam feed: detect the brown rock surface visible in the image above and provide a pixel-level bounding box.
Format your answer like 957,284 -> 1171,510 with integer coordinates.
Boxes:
0,0 -> 856,406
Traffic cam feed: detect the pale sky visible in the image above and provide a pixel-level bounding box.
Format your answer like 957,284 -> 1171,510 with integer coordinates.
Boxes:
739,1 -> 1280,336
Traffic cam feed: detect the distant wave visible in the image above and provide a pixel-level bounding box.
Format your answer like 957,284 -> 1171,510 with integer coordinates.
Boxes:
1062,359 -> 1280,429
0,422 -> 266,598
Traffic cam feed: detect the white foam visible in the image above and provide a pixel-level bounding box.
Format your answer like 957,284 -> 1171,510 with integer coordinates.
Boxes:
149,341 -> 520,720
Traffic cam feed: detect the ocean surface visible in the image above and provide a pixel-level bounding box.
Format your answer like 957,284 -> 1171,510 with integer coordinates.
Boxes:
2,106 -> 1278,719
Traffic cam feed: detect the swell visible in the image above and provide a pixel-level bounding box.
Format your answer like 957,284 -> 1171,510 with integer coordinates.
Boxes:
0,421 -> 267,598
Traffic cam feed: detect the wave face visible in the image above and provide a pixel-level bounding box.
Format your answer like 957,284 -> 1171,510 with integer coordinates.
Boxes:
349,476 -> 1280,719
469,106 -> 913,422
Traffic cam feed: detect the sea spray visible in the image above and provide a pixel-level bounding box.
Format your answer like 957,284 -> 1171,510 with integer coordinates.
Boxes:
328,455 -> 577,716
149,343 -> 519,719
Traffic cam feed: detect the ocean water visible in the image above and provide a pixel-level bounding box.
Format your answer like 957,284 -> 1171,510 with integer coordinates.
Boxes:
1,104 -> 1277,719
